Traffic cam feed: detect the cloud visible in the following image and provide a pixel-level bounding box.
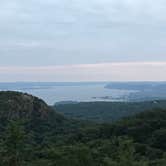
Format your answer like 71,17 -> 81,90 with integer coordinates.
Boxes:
0,62 -> 166,82
0,0 -> 166,66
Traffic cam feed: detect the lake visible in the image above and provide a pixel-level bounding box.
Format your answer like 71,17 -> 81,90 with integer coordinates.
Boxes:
0,82 -> 135,105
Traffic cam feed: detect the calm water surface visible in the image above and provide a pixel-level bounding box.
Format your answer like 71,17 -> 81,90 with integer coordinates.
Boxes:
0,83 -> 134,105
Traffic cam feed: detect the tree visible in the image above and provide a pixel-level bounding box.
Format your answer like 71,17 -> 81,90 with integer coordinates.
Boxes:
0,120 -> 32,166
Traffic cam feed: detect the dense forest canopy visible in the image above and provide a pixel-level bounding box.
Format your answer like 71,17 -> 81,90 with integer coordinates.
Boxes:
55,101 -> 166,122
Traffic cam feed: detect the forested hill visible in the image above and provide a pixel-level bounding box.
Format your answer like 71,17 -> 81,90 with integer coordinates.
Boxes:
0,91 -> 63,120
55,100 -> 166,122
1,91 -> 166,165
0,91 -> 83,143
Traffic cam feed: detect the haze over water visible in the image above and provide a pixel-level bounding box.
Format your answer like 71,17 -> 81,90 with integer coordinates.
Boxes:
0,82 -> 133,105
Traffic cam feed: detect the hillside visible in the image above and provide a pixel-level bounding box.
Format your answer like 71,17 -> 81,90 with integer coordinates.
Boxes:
1,91 -> 166,165
55,100 -> 166,122
0,91 -> 82,144
0,91 -> 63,120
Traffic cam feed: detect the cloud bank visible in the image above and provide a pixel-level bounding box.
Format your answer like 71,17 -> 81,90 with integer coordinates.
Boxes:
0,62 -> 166,82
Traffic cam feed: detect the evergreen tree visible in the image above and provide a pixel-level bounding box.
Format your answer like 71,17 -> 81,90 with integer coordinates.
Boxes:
0,120 -> 32,166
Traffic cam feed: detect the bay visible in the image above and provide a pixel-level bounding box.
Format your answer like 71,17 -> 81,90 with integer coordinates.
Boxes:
0,82 -> 134,105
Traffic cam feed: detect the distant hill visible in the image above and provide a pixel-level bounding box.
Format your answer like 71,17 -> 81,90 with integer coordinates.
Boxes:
105,82 -> 166,91
105,82 -> 166,101
55,100 -> 166,123
55,101 -> 79,105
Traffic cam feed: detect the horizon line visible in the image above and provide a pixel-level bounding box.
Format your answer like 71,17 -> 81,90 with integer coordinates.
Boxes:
0,61 -> 166,82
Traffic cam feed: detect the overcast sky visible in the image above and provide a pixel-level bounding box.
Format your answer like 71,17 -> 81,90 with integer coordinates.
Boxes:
1,0 -> 166,81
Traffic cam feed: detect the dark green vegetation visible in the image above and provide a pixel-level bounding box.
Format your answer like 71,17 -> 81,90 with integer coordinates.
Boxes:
0,91 -> 82,141
1,91 -> 166,165
55,101 -> 166,122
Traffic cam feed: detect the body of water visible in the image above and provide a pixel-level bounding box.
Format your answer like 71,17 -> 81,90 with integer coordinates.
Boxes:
0,82 -> 135,105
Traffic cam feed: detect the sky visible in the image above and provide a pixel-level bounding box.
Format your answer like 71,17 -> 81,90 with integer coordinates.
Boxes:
1,0 -> 166,81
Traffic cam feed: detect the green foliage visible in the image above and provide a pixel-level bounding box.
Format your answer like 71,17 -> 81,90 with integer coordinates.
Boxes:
0,120 -> 32,166
1,91 -> 166,165
55,101 -> 166,122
